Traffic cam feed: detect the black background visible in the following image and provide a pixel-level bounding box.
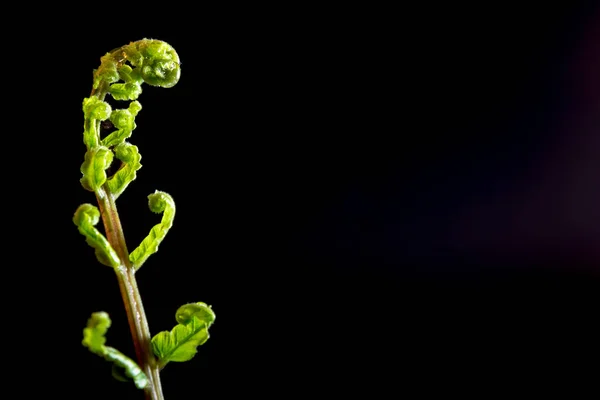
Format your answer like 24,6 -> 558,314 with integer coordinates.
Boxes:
11,2 -> 600,397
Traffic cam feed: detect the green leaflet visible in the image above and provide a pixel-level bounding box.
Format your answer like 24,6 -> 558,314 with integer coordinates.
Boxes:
80,146 -> 114,194
152,303 -> 215,366
106,142 -> 142,199
129,191 -> 175,270
109,82 -> 143,101
73,204 -> 120,268
151,315 -> 211,366
83,312 -> 148,389
82,97 -> 112,149
83,96 -> 112,121
176,302 -> 216,327
83,311 -> 110,353
102,101 -> 142,148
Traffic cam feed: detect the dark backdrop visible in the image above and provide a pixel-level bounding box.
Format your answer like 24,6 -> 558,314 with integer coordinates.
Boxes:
17,2 -> 600,398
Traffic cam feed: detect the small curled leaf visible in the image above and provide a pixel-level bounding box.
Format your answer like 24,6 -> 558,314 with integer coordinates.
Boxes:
82,311 -> 110,353
129,191 -> 175,270
141,60 -> 180,88
102,101 -> 142,148
83,96 -> 112,121
176,303 -> 216,327
117,64 -> 143,84
106,142 -> 142,198
109,82 -> 143,101
152,303 -> 215,368
80,146 -> 114,194
82,97 -> 112,148
73,204 -> 120,268
136,39 -> 181,88
83,312 -> 148,389
152,316 -> 209,366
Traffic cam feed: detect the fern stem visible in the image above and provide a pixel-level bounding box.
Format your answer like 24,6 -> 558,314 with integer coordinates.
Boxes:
97,187 -> 164,400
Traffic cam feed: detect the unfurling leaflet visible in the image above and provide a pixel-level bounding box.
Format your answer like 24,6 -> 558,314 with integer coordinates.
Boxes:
82,312 -> 148,389
129,191 -> 175,271
176,303 -> 216,327
101,101 -> 142,148
82,97 -> 112,149
80,146 -> 114,194
106,142 -> 142,199
151,303 -> 216,367
73,204 -> 119,268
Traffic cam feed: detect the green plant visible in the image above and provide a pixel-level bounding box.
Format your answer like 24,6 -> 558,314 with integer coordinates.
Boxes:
74,38 -> 215,400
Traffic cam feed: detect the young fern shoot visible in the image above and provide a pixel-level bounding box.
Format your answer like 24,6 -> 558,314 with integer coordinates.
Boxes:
74,39 -> 215,400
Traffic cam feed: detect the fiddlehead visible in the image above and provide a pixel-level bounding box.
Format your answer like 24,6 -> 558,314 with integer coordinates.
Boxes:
77,38 -> 181,264
81,38 -> 180,190
93,39 -> 181,95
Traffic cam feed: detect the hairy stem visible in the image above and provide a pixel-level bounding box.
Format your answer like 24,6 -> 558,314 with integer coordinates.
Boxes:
97,187 -> 164,400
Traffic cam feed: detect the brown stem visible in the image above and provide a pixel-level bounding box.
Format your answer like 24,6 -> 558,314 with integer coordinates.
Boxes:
96,188 -> 164,400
